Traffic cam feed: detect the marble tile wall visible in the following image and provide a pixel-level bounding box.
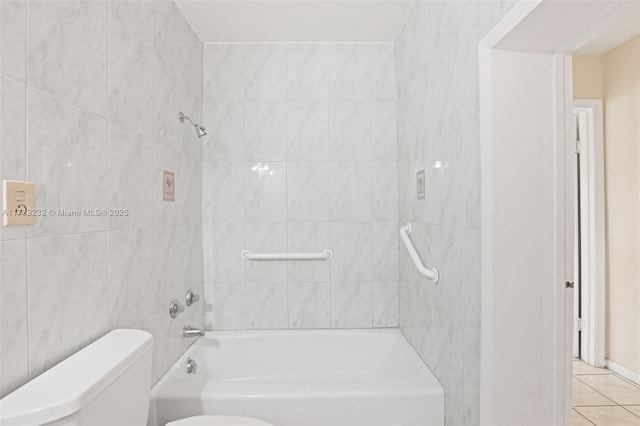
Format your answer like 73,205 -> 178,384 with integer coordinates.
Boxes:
202,43 -> 399,330
393,2 -> 515,425
0,0 -> 203,397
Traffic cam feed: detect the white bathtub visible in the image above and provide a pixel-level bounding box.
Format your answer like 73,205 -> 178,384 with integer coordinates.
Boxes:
149,329 -> 444,426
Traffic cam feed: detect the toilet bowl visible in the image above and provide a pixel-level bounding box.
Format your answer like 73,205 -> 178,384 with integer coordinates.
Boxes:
167,415 -> 275,426
0,329 -> 275,426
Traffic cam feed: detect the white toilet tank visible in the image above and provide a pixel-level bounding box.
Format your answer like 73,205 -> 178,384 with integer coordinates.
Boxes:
0,329 -> 154,426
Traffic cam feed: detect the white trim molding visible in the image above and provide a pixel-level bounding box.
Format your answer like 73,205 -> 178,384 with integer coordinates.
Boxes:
606,359 -> 640,386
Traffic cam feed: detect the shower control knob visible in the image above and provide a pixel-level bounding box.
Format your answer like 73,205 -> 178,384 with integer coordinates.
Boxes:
169,299 -> 185,318
185,289 -> 200,307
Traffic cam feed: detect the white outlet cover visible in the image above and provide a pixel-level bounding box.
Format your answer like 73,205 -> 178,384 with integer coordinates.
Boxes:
3,180 -> 35,225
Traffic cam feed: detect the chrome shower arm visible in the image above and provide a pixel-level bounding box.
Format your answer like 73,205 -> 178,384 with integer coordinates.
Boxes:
179,111 -> 197,126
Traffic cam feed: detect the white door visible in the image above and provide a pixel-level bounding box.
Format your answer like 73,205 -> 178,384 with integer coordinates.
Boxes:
571,102 -> 606,367
572,110 -> 591,359
571,112 -> 581,358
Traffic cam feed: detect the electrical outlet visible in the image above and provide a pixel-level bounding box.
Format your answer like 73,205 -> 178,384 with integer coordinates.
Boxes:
163,171 -> 175,202
416,170 -> 425,200
3,180 -> 35,225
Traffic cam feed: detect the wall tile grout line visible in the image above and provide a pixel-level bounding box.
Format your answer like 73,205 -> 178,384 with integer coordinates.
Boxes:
23,0 -> 31,381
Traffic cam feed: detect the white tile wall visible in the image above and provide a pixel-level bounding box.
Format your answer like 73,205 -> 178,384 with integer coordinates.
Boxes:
203,43 -> 399,330
371,102 -> 398,161
244,44 -> 286,101
330,221 -> 373,282
244,162 -> 287,221
286,44 -> 328,101
0,74 -> 27,242
107,15 -> 155,138
329,102 -> 371,161
286,102 -> 329,161
330,282 -> 373,328
107,124 -> 154,230
287,162 -> 330,221
328,44 -> 370,101
203,222 -> 245,283
0,1 -> 26,82
329,161 -> 372,221
204,283 -> 246,330
246,282 -> 288,329
288,282 -> 331,328
245,222 -> 288,282
0,0 -> 203,397
28,1 -> 108,116
244,102 -> 286,161
394,2 -> 515,425
107,229 -> 156,329
27,234 -> 109,378
203,45 -> 243,102
287,222 -> 331,282
0,239 -> 28,395
202,102 -> 244,162
27,89 -> 107,237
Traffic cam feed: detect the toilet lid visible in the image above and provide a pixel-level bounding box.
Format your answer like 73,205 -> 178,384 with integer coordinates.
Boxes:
167,415 -> 275,426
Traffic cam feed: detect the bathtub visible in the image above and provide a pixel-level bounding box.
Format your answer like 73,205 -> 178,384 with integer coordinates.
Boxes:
149,329 -> 444,426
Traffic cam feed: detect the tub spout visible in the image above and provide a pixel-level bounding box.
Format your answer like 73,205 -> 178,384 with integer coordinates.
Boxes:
181,325 -> 205,339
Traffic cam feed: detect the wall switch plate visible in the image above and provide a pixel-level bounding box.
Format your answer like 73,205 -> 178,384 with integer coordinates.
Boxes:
163,171 -> 175,201
3,180 -> 35,225
416,170 -> 425,200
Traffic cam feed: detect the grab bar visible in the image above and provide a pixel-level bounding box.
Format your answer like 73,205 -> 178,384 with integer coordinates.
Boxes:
399,223 -> 439,283
241,250 -> 333,261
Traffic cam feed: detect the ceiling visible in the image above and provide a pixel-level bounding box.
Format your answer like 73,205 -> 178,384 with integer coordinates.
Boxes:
574,1 -> 640,55
175,0 -> 413,43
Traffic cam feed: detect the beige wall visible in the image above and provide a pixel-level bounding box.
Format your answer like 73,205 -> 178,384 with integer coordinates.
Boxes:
602,35 -> 640,375
573,55 -> 603,99
573,35 -> 640,375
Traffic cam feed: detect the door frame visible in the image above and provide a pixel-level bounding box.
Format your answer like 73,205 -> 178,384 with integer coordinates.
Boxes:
478,0 -> 630,424
573,99 -> 606,368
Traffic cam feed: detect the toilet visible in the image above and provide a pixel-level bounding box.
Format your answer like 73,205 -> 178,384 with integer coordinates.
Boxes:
0,329 -> 274,426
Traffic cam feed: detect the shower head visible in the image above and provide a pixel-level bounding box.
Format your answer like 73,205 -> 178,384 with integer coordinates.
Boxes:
179,112 -> 207,138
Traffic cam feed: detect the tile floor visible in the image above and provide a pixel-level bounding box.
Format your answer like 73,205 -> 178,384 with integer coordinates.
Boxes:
572,360 -> 640,425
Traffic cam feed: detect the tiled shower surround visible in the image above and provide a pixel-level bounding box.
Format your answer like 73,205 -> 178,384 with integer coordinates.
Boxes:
394,1 -> 515,425
0,0 -> 203,397
202,43 -> 400,330
0,0 -> 525,423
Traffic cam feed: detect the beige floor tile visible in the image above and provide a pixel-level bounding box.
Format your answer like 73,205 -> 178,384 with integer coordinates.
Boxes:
574,360 -> 611,375
577,375 -> 640,405
572,409 -> 595,426
624,406 -> 640,418
573,378 -> 617,406
576,406 -> 640,425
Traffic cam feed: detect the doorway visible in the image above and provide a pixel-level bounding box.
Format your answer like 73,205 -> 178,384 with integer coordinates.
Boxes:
569,36 -> 640,423
570,100 -> 605,367
478,1 -> 640,424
